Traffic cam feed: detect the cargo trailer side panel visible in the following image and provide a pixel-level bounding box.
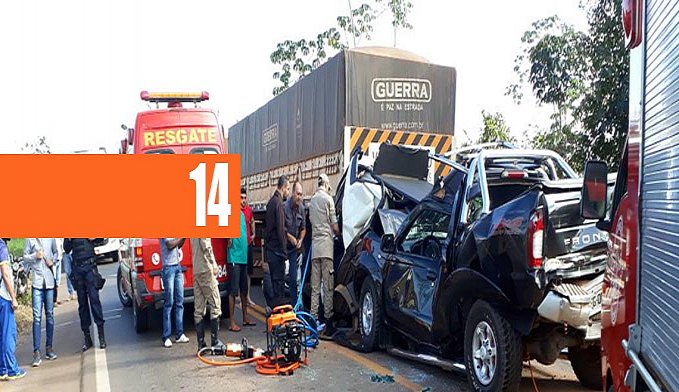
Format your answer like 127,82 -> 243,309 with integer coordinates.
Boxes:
638,0 -> 679,390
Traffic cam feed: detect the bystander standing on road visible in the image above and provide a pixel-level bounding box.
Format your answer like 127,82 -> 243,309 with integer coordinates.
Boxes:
24,238 -> 59,367
159,238 -> 190,348
64,238 -> 107,351
227,211 -> 256,331
53,238 -> 63,307
265,175 -> 290,307
60,239 -> 77,301
241,188 -> 257,307
0,238 -> 26,381
284,181 -> 306,303
308,174 -> 340,338
190,238 -> 223,352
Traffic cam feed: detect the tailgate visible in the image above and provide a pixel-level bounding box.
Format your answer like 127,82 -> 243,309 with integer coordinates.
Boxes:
542,181 -> 612,259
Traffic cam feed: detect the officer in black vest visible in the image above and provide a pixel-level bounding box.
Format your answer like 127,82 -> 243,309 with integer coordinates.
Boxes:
64,238 -> 106,351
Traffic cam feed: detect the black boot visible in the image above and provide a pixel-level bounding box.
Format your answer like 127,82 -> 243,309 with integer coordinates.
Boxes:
195,320 -> 207,352
82,331 -> 93,352
210,318 -> 224,349
97,325 -> 107,349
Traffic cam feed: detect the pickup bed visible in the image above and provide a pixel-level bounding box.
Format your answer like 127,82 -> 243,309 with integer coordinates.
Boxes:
333,145 -> 612,391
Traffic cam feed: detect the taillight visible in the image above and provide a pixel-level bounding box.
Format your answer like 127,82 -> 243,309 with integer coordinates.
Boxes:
134,247 -> 144,272
527,208 -> 544,268
501,170 -> 528,179
362,237 -> 373,253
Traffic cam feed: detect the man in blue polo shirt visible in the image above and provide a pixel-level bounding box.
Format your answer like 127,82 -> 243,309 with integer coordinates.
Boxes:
0,238 -> 26,381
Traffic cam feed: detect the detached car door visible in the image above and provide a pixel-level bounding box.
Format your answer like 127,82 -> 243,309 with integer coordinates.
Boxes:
383,206 -> 451,343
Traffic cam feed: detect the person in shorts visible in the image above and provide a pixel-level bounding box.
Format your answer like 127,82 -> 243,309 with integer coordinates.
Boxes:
226,210 -> 256,332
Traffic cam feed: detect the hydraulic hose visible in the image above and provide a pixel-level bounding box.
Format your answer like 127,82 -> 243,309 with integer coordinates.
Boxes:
294,249 -> 320,348
196,347 -> 265,367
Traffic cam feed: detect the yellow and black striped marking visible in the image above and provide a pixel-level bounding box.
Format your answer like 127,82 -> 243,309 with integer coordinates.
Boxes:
349,127 -> 455,179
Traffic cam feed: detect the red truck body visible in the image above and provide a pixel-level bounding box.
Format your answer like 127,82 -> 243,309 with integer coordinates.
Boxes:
593,0 -> 679,390
116,91 -> 230,333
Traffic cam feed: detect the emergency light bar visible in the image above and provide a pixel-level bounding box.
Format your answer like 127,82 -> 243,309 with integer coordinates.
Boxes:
140,91 -> 210,103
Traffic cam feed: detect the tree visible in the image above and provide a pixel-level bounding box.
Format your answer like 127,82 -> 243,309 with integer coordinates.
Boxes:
270,0 -> 414,96
476,111 -> 515,144
576,0 -> 629,168
22,136 -> 51,154
508,0 -> 628,172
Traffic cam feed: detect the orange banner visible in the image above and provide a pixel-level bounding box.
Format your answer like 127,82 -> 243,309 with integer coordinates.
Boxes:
0,154 -> 241,237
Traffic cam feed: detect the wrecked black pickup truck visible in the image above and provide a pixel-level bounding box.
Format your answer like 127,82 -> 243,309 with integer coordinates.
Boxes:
332,144 -> 612,391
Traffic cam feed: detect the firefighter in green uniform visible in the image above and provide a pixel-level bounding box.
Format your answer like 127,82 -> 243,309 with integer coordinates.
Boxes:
190,238 -> 224,352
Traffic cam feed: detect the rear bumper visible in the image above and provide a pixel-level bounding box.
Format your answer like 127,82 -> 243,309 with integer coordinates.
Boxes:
134,278 -> 229,310
536,275 -> 603,340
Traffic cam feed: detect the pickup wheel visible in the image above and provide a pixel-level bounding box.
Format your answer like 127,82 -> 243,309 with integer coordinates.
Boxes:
464,300 -> 522,392
569,344 -> 603,390
133,298 -> 150,333
117,267 -> 132,307
358,279 -> 382,352
111,251 -> 120,263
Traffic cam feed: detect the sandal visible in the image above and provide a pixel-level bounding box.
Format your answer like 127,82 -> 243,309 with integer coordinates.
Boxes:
228,325 -> 242,332
243,321 -> 257,327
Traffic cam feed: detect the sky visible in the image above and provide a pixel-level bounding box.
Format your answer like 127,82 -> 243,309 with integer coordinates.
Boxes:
0,0 -> 588,154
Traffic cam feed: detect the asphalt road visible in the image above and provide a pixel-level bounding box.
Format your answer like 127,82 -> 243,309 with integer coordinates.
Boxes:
5,261 -> 591,392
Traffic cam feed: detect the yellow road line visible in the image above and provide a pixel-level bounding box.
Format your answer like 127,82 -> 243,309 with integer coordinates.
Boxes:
243,303 -> 422,392
328,344 -> 422,392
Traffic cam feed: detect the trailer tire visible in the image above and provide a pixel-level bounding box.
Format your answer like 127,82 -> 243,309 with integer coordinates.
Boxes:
464,300 -> 522,392
569,344 -> 603,390
358,279 -> 382,352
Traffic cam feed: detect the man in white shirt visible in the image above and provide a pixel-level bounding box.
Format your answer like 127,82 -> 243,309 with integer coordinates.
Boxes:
24,238 -> 59,367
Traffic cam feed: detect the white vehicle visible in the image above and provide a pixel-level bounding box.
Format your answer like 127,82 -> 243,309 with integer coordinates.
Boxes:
94,238 -> 121,263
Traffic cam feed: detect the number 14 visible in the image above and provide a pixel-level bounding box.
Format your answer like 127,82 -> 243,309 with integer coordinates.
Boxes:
189,163 -> 231,227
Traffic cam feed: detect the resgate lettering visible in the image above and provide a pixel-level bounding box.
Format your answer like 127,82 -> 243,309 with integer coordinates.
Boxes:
142,128 -> 218,147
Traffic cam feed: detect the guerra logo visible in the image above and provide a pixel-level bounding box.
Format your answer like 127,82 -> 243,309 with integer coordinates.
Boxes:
371,78 -> 432,103
262,123 -> 279,152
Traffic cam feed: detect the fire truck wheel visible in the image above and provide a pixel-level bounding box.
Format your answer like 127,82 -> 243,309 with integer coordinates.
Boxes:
569,344 -> 603,390
117,267 -> 132,307
463,300 -> 522,392
133,299 -> 150,333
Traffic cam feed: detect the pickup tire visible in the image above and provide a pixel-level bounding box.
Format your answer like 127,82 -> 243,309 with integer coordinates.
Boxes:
464,300 -> 522,392
133,298 -> 150,333
117,267 -> 132,308
358,279 -> 382,352
111,251 -> 120,263
569,344 -> 603,390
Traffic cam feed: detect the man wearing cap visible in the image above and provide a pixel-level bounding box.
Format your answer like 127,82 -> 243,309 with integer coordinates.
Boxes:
308,173 -> 340,338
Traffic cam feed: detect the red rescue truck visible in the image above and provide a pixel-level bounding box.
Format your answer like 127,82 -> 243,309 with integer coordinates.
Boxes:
579,0 -> 679,390
116,91 -> 230,333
